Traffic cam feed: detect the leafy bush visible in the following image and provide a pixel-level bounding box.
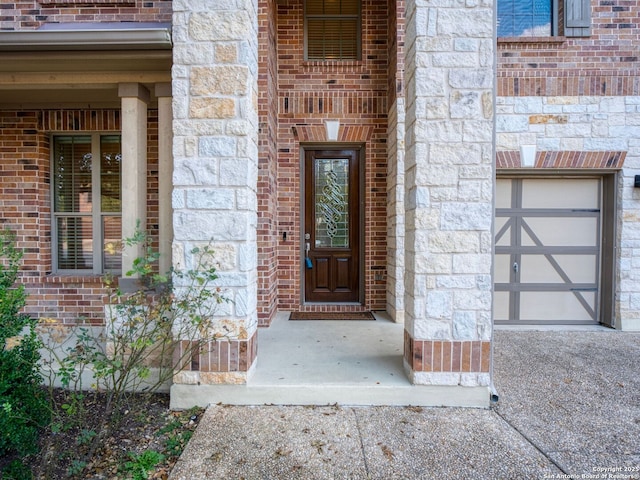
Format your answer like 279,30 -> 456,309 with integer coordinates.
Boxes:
0,231 -> 49,461
38,228 -> 228,476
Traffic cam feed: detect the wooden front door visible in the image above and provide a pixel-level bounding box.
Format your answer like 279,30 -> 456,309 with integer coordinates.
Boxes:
304,149 -> 360,303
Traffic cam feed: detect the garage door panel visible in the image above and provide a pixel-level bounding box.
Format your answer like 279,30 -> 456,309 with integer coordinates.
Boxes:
495,177 -> 602,325
519,291 -> 596,322
496,179 -> 513,209
520,254 -> 597,284
493,291 -> 510,321
521,178 -> 599,209
495,254 -> 512,283
495,218 -> 511,246
521,217 -> 598,247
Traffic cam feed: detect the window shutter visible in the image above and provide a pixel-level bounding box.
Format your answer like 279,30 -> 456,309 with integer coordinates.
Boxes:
565,0 -> 591,37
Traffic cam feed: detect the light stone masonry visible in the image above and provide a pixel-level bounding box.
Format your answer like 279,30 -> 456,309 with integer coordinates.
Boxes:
497,96 -> 640,331
403,0 -> 494,386
172,0 -> 260,384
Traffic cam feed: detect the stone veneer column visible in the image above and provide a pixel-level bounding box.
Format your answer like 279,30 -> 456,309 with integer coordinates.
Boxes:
171,0 -> 259,384
156,83 -> 174,276
403,2 -> 494,387
119,83 -> 149,275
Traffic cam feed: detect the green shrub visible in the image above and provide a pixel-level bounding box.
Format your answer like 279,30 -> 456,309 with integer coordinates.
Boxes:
0,231 -> 49,459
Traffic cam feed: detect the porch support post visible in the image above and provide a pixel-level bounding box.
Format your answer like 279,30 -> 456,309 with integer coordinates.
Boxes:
403,2 -> 495,388
118,82 -> 150,275
156,83 -> 173,275
171,0 -> 259,386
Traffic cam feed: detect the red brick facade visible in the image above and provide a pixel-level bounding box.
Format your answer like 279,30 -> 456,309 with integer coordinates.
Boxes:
404,332 -> 491,374
0,109 -> 159,325
272,0 -> 389,315
0,0 -> 171,30
498,1 -> 640,96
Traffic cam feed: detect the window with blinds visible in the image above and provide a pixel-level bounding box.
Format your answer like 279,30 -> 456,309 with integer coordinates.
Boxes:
305,0 -> 361,61
53,134 -> 122,273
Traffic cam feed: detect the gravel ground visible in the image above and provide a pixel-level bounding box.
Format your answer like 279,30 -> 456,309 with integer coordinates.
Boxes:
169,329 -> 640,480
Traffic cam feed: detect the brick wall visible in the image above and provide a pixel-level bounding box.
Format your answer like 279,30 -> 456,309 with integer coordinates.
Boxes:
0,109 -> 159,325
497,0 -> 640,96
0,0 -> 172,30
257,0 -> 279,326
274,0 -> 389,312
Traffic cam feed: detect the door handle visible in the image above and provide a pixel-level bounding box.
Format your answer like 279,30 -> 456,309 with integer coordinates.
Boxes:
513,262 -> 519,273
306,242 -> 310,253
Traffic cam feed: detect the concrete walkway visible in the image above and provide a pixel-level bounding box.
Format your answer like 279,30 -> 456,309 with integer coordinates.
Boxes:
170,329 -> 640,479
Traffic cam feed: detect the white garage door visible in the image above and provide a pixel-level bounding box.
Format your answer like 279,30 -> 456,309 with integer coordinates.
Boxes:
494,178 -> 602,325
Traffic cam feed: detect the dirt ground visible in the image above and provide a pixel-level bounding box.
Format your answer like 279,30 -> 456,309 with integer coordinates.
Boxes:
1,391 -> 202,480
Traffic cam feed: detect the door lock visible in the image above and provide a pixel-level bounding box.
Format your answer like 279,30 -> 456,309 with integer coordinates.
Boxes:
513,262 -> 519,273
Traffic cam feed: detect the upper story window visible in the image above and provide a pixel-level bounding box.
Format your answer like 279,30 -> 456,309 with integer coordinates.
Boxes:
304,0 -> 361,61
497,0 -> 591,38
52,134 -> 122,274
498,0 -> 554,37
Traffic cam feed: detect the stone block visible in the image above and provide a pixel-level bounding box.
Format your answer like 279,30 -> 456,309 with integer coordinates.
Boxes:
449,69 -> 492,89
199,136 -> 236,157
452,253 -> 491,275
426,291 -> 453,319
191,66 -> 249,96
174,211 -> 251,241
440,202 -> 492,231
437,8 -> 493,37
463,120 -> 493,142
453,311 -> 477,340
173,158 -> 218,186
219,158 -> 257,186
186,188 -> 235,209
454,38 -> 478,52
450,91 -> 482,119
190,98 -> 235,119
429,231 -> 479,253
189,11 -> 252,42
216,43 -> 238,63
453,289 -> 491,310
496,115 -> 529,133
413,318 -> 451,341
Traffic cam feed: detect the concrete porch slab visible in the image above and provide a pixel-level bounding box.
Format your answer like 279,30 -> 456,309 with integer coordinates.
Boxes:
170,312 -> 491,409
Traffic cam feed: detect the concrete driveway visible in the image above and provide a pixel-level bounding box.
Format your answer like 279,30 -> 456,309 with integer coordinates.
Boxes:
170,329 -> 640,479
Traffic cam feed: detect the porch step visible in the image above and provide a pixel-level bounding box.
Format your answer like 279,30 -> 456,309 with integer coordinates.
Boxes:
170,383 -> 490,409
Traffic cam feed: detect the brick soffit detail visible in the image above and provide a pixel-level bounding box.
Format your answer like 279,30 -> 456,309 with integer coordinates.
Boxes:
496,150 -> 626,169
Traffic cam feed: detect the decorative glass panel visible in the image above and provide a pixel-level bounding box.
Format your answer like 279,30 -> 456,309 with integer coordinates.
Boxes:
53,136 -> 92,213
315,158 -> 349,248
497,0 -> 551,37
57,216 -> 93,270
100,136 -> 122,213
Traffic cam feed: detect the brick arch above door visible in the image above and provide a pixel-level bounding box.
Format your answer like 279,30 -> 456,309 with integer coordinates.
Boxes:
292,124 -> 373,143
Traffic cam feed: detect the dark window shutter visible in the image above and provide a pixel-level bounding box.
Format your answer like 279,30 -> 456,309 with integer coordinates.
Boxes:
565,0 -> 591,37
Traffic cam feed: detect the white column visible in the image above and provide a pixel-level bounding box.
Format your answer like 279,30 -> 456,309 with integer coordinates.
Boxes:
156,83 -> 173,275
118,83 -> 150,276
